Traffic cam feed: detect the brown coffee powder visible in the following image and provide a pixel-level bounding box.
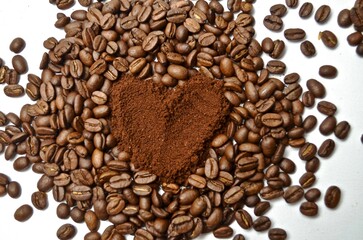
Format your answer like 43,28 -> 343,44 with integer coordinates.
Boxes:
110,74 -> 230,183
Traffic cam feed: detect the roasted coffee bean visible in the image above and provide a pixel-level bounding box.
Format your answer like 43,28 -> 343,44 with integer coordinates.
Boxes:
270,4 -> 287,17
303,115 -> 318,132
13,156 -> 30,171
254,201 -> 271,216
8,181 -> 21,198
337,9 -> 352,28
320,30 -> 338,48
319,65 -> 337,78
235,209 -> 253,229
4,84 -> 25,97
70,207 -> 85,223
262,37 -> 275,53
10,37 -> 26,53
347,32 -> 363,47
300,40 -> 316,57
56,0 -> 75,10
233,234 -> 246,240
253,216 -> 271,232
0,173 -> 10,185
285,0 -> 298,8
350,7 -> 363,31
302,91 -> 315,107
300,201 -> 318,216
299,2 -> 313,18
334,121 -> 350,139
78,0 -> 92,7
357,43 -> 363,56
283,185 -> 304,203
57,223 -> 77,240
318,139 -> 335,157
317,101 -> 337,116
213,226 -> 234,238
268,228 -> 287,240
319,116 -> 337,135
57,203 -> 71,219
266,60 -> 286,74
270,39 -> 285,59
284,28 -> 306,41
12,55 -> 28,74
85,210 -> 100,231
306,157 -> 320,173
299,142 -> 317,161
305,188 -> 321,202
31,191 -> 48,210
299,172 -> 316,188
168,215 -> 194,237
325,186 -> 341,209
315,5 -> 331,23
306,79 -> 325,98
263,15 -> 283,31
14,204 -> 33,222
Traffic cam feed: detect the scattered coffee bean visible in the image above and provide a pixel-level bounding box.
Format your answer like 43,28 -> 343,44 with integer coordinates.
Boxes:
270,4 -> 288,17
305,188 -> 321,202
319,116 -> 337,135
285,0 -> 299,8
253,216 -> 271,232
334,121 -> 350,139
7,181 -> 21,198
12,55 -> 28,74
284,28 -> 306,41
317,101 -> 337,116
300,201 -> 318,216
315,5 -> 331,23
264,15 -> 284,31
337,9 -> 353,28
14,204 -> 33,222
325,186 -> 341,209
56,223 -> 77,240
268,228 -> 287,240
318,139 -> 335,158
319,65 -> 338,78
299,2 -> 314,18
9,37 -> 26,53
320,30 -> 338,48
300,40 -> 316,57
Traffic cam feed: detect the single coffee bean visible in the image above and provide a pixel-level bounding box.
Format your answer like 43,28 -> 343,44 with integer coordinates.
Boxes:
303,115 -> 318,132
305,188 -> 321,202
283,185 -> 304,203
233,234 -> 246,240
57,203 -> 71,219
318,139 -> 335,158
0,173 -> 10,185
317,101 -> 337,116
235,209 -> 253,229
347,31 -> 363,46
319,65 -> 337,78
300,40 -> 316,57
78,0 -> 92,7
253,216 -> 271,232
306,79 -> 325,98
57,223 -> 77,240
284,72 -> 300,84
338,9 -> 353,28
0,185 -> 6,197
320,30 -> 338,48
12,55 -> 28,74
302,91 -> 315,107
315,5 -> 331,23
7,181 -> 21,198
85,210 -> 100,231
299,172 -> 316,188
4,84 -> 25,97
284,28 -> 306,41
350,7 -> 363,31
299,142 -> 317,161
266,60 -> 286,74
254,201 -> 271,216
56,0 -> 75,10
324,185 -> 341,209
285,0 -> 298,8
14,204 -> 33,222
270,4 -> 287,17
268,228 -> 287,240
300,201 -> 318,216
263,15 -> 283,31
10,37 -> 26,53
213,226 -> 234,238
357,43 -> 363,56
31,191 -> 48,210
319,116 -> 337,135
262,37 -> 275,53
299,2 -> 313,18
334,121 -> 350,139
306,157 -> 320,173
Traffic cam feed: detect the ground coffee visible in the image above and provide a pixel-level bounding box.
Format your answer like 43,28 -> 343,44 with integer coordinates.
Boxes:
110,74 -> 230,183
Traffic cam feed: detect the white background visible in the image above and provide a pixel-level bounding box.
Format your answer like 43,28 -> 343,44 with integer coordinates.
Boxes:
0,1 -> 363,239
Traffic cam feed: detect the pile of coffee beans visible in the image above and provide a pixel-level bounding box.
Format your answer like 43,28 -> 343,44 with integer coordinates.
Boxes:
0,0 -> 359,239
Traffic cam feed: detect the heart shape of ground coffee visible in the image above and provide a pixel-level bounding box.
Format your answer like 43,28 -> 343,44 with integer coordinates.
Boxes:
110,74 -> 230,183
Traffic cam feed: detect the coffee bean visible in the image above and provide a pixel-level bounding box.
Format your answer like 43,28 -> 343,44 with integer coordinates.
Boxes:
319,116 -> 337,136
57,223 -> 77,240
235,209 -> 252,229
270,39 -> 285,59
283,185 -> 304,203
57,203 -> 70,219
318,139 -> 335,158
317,101 -> 337,116
70,207 -> 85,223
268,228 -> 287,240
334,121 -> 350,139
253,216 -> 271,232
262,37 -> 275,53
299,142 -> 317,161
266,60 -> 286,74
285,0 -> 298,8
10,37 -> 26,53
324,186 -> 341,208
347,32 -> 363,46
320,30 -> 338,48
31,191 -> 48,210
338,9 -> 353,27
12,55 -> 28,74
270,4 -> 287,17
300,201 -> 318,216
14,204 -> 33,222
299,172 -> 316,188
305,188 -> 321,202
284,28 -> 306,41
233,234 -> 246,240
7,181 -> 21,198
299,2 -> 313,18
357,42 -> 363,56
315,5 -> 331,23
319,65 -> 337,78
4,84 -> 25,97
213,226 -> 234,238
306,157 -> 320,173
263,15 -> 283,31
254,201 -> 271,216
300,40 -> 316,57
306,79 -> 325,98
350,7 -> 363,31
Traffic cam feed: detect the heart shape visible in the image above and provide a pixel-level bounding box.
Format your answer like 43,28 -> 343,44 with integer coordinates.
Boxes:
110,74 -> 230,183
